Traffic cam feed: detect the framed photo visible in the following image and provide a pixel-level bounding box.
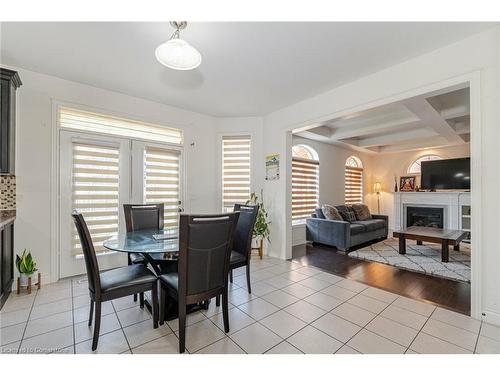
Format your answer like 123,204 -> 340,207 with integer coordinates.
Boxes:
265,153 -> 280,180
400,176 -> 416,191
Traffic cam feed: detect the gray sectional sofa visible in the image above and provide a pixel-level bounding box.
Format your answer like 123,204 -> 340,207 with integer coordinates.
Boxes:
306,206 -> 388,252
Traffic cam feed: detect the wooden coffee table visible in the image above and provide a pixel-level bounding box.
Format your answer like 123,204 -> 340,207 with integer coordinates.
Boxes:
393,227 -> 468,263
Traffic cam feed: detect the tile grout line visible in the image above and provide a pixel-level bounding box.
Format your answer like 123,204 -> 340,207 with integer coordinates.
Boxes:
71,279 -> 76,354
473,320 -> 483,354
403,305 -> 437,354
15,287 -> 38,354
111,299 -> 133,354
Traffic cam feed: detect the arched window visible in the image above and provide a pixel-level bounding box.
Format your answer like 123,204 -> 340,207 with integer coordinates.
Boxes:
408,154 -> 442,174
292,145 -> 319,221
345,156 -> 363,204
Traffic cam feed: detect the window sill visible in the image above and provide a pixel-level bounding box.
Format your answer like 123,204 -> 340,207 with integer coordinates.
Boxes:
292,219 -> 307,227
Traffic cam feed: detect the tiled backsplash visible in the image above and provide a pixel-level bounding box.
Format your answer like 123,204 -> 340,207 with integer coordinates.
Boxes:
0,175 -> 16,210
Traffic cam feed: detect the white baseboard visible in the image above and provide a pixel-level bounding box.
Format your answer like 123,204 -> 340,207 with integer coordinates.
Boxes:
482,308 -> 500,326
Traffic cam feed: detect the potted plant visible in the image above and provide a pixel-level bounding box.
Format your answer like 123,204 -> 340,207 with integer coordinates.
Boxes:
246,192 -> 271,259
16,249 -> 38,287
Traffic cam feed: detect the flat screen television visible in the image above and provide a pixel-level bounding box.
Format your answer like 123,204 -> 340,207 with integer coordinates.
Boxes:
421,157 -> 470,190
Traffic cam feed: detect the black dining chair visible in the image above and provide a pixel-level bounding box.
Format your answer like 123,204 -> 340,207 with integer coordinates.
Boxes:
215,204 -> 258,307
158,212 -> 239,353
123,204 -> 164,305
72,211 -> 159,351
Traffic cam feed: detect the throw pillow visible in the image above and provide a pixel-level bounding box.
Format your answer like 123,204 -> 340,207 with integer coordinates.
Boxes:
352,204 -> 372,221
322,204 -> 343,221
336,205 -> 357,222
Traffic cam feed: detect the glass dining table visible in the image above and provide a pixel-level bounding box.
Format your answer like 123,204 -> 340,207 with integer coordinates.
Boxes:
103,228 -> 208,320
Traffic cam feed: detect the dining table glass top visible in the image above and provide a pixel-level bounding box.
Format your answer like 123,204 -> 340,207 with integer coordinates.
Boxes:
103,228 -> 179,254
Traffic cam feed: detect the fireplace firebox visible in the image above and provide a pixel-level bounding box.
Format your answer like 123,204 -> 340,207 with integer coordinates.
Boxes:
406,206 -> 444,228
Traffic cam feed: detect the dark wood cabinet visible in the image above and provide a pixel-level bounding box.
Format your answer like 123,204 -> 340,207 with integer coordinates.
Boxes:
1,223 -> 14,308
0,68 -> 22,174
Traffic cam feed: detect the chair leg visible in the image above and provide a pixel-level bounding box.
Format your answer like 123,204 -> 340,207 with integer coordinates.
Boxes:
128,255 -> 137,302
92,301 -> 101,351
88,300 -> 94,326
178,303 -> 187,353
139,292 -> 144,308
222,286 -> 230,333
229,269 -> 233,283
152,283 -> 159,329
159,286 -> 166,326
216,294 -> 220,307
246,263 -> 252,294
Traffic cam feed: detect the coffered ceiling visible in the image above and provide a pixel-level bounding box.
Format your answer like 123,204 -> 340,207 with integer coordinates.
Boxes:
295,85 -> 470,154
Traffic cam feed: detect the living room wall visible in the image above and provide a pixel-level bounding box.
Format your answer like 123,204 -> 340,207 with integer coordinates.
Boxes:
292,135 -> 375,210
291,136 -> 375,245
372,143 -> 470,229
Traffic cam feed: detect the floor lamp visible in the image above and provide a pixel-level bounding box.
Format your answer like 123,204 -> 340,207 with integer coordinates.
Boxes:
374,182 -> 382,214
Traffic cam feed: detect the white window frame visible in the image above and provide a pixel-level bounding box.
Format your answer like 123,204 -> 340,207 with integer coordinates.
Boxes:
217,132 -> 254,212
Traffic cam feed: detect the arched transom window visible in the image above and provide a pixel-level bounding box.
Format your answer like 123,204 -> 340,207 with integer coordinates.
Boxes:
408,154 -> 442,174
345,156 -> 363,204
292,145 -> 319,221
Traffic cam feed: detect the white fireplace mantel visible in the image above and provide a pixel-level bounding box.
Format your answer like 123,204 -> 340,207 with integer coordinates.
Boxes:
393,192 -> 470,231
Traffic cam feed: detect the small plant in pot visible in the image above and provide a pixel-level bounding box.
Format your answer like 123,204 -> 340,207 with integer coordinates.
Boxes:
246,192 -> 271,258
16,249 -> 38,287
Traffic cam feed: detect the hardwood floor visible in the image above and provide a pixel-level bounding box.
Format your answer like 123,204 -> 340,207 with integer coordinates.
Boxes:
292,242 -> 471,315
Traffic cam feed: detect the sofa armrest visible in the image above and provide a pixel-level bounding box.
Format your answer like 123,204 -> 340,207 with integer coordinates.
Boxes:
371,214 -> 388,222
306,217 -> 350,249
371,214 -> 389,236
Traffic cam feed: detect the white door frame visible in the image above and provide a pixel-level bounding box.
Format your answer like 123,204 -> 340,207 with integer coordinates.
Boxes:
50,100 -> 186,280
59,130 -> 130,277
282,71 -> 482,319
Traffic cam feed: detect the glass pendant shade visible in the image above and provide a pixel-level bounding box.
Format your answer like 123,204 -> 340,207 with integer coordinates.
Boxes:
155,38 -> 202,70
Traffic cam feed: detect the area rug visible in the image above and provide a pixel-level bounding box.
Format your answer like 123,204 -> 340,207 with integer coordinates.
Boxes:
347,237 -> 471,283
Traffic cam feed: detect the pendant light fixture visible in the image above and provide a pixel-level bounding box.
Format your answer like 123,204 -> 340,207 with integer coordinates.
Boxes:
155,21 -> 202,71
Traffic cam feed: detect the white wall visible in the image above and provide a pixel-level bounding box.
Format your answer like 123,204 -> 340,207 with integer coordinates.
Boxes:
372,144 -> 470,229
262,27 -> 500,323
8,66 -> 219,284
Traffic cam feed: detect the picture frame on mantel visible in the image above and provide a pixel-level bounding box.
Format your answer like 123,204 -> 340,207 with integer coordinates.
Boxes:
399,176 -> 416,191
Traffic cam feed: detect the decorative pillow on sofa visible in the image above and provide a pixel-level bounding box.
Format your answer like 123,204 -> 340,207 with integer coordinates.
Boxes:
351,204 -> 372,221
336,205 -> 357,222
321,204 -> 343,221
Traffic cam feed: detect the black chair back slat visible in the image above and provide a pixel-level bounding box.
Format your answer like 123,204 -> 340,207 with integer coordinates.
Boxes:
124,204 -> 164,232
71,211 -> 101,296
233,204 -> 259,259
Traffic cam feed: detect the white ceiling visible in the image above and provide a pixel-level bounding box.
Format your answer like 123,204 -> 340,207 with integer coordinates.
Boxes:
0,22 -> 495,117
296,85 -> 470,154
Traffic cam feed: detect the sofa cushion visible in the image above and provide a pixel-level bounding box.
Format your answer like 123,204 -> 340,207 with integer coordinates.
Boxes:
314,208 -> 325,219
350,223 -> 366,235
352,219 -> 386,232
351,204 -> 372,221
336,205 -> 357,222
322,204 -> 343,221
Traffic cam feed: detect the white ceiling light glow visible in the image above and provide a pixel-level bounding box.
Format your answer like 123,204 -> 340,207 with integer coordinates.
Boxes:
155,21 -> 201,71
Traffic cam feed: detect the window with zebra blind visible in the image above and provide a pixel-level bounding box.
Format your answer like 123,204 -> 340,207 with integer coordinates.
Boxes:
71,142 -> 120,255
144,146 -> 181,232
222,135 -> 251,211
292,145 -> 319,221
345,156 -> 364,205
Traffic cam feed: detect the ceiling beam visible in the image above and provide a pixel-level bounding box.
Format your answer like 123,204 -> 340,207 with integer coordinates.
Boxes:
402,97 -> 465,144
330,118 -> 422,141
354,127 -> 438,148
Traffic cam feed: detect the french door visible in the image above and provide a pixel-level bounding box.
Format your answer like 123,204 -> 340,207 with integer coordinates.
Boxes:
59,131 -> 183,278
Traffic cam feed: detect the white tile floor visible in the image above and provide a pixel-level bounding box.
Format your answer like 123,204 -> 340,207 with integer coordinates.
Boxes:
1,255 -> 499,354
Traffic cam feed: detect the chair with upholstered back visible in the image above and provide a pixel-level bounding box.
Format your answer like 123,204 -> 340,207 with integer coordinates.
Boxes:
72,211 -> 158,351
158,212 -> 239,353
229,204 -> 258,291
123,204 -> 164,305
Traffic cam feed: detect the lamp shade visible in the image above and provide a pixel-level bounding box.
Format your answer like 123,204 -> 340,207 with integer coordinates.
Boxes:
374,182 -> 382,194
155,38 -> 202,71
